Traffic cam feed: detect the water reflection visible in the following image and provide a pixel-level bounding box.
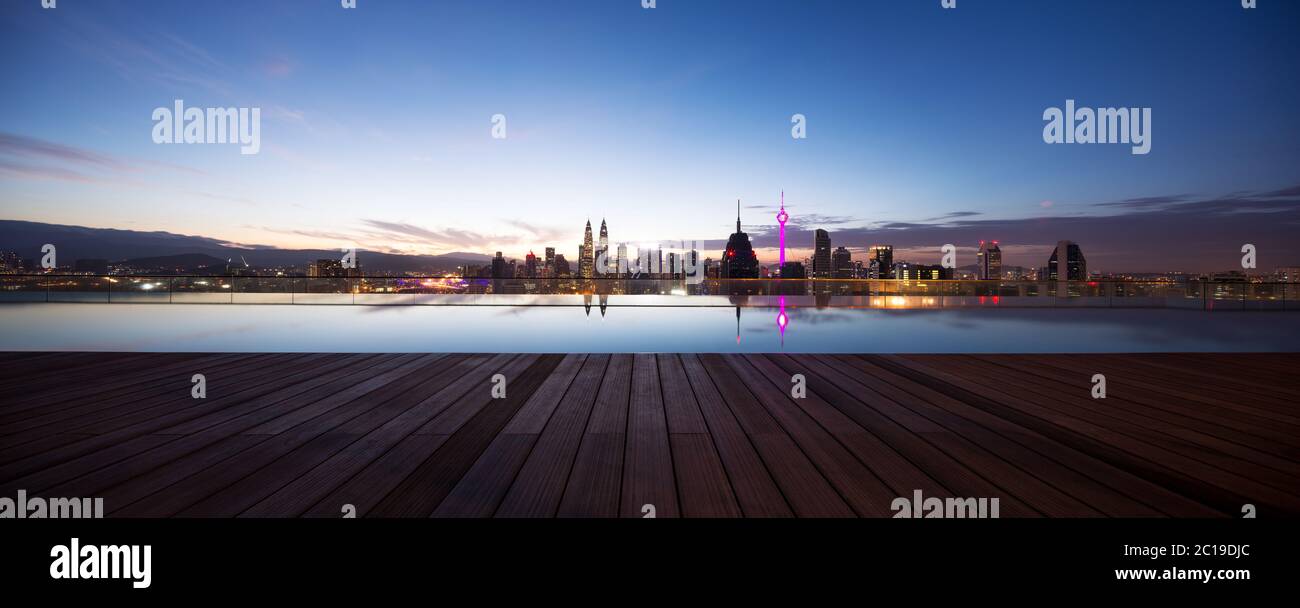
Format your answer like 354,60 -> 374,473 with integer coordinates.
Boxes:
2,302 -> 1297,353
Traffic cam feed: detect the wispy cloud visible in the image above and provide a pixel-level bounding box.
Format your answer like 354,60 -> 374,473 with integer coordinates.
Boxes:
0,132 -> 204,184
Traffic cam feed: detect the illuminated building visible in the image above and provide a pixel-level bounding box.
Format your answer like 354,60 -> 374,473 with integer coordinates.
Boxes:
525,251 -> 538,278
720,200 -> 759,278
1048,240 -> 1087,280
895,263 -> 951,281
869,245 -> 894,279
580,220 -> 595,279
977,240 -> 1002,280
832,246 -> 853,279
597,219 -> 610,276
812,229 -> 832,278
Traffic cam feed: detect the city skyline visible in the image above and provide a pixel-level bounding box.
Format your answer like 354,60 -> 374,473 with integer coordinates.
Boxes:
3,1 -> 1299,273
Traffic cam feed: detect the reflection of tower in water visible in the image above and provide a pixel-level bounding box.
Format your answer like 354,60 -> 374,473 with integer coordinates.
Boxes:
775,194 -> 791,344
777,296 -> 788,347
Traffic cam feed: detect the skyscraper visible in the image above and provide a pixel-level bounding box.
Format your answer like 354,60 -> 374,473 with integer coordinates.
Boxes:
580,220 -> 594,279
721,199 -> 759,278
616,243 -> 628,277
525,251 -> 538,278
832,246 -> 853,279
544,247 -> 555,278
597,219 -> 610,276
977,240 -> 1002,280
491,251 -> 508,279
1048,240 -> 1087,280
869,245 -> 894,279
812,229 -> 832,278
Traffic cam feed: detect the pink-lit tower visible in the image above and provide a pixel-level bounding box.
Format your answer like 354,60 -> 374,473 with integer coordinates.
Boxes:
776,190 -> 789,267
776,191 -> 790,343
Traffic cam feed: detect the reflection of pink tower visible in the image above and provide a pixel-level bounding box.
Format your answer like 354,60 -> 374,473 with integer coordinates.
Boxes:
776,192 -> 790,345
777,296 -> 788,345
776,190 -> 789,267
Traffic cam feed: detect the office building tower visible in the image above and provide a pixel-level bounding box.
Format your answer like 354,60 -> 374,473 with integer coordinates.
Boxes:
869,245 -> 894,279
597,219 -> 610,276
812,229 -> 832,278
1048,240 -> 1087,281
832,246 -> 853,279
490,252 -> 508,279
977,240 -> 1002,280
580,220 -> 595,279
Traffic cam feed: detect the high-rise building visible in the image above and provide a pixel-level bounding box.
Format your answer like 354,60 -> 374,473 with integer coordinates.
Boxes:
491,251 -> 508,279
869,245 -> 894,279
977,240 -> 1002,280
616,243 -> 628,277
553,254 -> 572,277
544,247 -> 555,278
580,220 -> 595,279
1048,240 -> 1087,281
832,246 -> 853,279
811,229 -> 832,278
525,251 -> 538,278
597,219 -> 610,276
721,200 -> 760,278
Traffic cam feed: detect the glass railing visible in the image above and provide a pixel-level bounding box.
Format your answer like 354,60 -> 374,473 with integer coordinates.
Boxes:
0,274 -> 1295,309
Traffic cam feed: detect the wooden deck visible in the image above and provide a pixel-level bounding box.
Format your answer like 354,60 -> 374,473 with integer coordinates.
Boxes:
1,352 -> 1297,517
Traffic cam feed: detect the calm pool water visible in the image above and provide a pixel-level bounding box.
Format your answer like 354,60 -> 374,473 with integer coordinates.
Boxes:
1,303 -> 1297,353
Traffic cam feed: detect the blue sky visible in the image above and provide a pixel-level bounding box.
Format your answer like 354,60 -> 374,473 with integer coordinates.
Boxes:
2,0 -> 1298,271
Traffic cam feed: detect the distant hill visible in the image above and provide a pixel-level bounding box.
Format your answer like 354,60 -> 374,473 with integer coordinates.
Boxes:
0,220 -> 489,274
123,253 -> 231,272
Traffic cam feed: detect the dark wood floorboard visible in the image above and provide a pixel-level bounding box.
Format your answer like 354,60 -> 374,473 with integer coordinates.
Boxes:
2,352 -> 1297,517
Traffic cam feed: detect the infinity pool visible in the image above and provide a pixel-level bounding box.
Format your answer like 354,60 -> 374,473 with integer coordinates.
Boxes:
1,303 -> 1297,353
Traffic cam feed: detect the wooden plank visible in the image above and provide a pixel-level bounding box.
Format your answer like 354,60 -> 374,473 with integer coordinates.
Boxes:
101,355 -> 445,516
679,354 -> 789,517
244,355 -> 497,516
367,354 -> 559,517
765,354 -> 1038,517
620,354 -> 678,518
699,354 -> 854,517
916,356 -> 1300,496
557,354 -> 632,517
495,355 -> 609,517
747,354 -> 948,500
658,354 -> 741,518
7,350 -> 392,493
305,435 -> 450,518
724,355 -> 894,517
432,354 -> 587,517
877,355 -> 1300,515
969,356 -> 1300,469
840,355 -> 1209,517
997,355 -> 1300,451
